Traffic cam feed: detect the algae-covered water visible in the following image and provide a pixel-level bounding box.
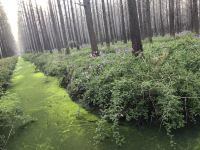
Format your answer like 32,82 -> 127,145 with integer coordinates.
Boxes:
5,58 -> 200,150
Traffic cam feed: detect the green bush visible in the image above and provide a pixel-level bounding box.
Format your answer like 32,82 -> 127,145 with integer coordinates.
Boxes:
0,57 -> 35,149
0,57 -> 18,96
0,93 -> 35,149
23,34 -> 200,138
0,57 -> 18,149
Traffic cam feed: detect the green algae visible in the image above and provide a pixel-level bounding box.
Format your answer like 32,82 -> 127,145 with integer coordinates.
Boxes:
7,58 -> 98,150
5,58 -> 200,150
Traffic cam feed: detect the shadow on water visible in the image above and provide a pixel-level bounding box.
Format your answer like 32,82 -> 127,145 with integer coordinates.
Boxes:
6,58 -> 200,150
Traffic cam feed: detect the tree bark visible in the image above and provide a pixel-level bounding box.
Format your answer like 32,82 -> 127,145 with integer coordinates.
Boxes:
56,0 -> 70,54
120,0 -> 127,43
192,0 -> 199,34
159,0 -> 165,36
102,0 -> 110,47
70,0 -> 80,49
169,0 -> 175,37
146,0 -> 153,42
83,0 -> 100,57
127,0 -> 143,57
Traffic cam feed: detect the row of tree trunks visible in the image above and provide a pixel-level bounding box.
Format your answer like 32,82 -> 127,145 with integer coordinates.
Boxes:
18,0 -> 200,57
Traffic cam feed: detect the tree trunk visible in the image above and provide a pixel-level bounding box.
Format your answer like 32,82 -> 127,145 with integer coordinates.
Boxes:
48,0 -> 62,51
159,0 -> 165,36
169,0 -> 175,37
146,0 -> 153,42
83,0 -> 100,57
95,0 -> 104,45
120,0 -> 127,43
70,0 -> 80,49
192,0 -> 199,34
137,0 -> 144,39
152,0 -> 158,35
127,0 -> 143,57
102,0 -> 110,47
56,0 -> 70,54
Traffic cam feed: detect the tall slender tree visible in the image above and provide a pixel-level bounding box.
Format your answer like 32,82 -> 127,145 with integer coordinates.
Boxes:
48,0 -> 62,51
83,0 -> 99,57
159,0 -> 165,36
127,0 -> 143,57
192,0 -> 199,34
70,0 -> 80,49
146,0 -> 153,42
169,0 -> 175,37
102,0 -> 110,47
120,0 -> 127,43
56,0 -> 70,54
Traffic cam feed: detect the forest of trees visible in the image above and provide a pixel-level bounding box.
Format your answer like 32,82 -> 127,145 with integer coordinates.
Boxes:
18,0 -> 200,56
1,0 -> 200,149
0,3 -> 16,59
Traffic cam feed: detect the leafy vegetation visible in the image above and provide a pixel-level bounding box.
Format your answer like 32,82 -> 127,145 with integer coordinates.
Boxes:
23,35 -> 200,143
0,57 -> 34,149
0,57 -> 17,96
0,94 -> 35,149
0,57 -> 17,148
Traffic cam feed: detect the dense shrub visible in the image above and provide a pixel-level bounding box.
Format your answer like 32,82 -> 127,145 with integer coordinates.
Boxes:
0,94 -> 35,149
0,57 -> 18,96
0,57 -> 18,148
0,57 -> 34,149
23,35 -> 200,139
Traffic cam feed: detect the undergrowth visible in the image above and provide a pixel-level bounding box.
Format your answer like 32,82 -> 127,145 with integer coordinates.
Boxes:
0,57 -> 35,149
0,93 -> 35,149
0,57 -> 17,96
23,34 -> 200,146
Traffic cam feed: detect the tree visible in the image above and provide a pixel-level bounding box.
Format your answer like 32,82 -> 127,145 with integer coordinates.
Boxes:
0,3 -> 16,58
120,0 -> 127,43
159,0 -> 165,36
175,0 -> 182,33
35,2 -> 51,51
137,0 -> 143,39
70,0 -> 80,49
95,0 -> 104,45
102,0 -> 110,47
146,0 -> 153,42
19,0 -> 199,54
48,0 -> 62,52
127,0 -> 143,57
56,0 -> 70,54
142,0 -> 148,38
192,0 -> 199,34
107,0 -> 115,44
169,0 -> 175,37
28,0 -> 43,52
152,0 -> 158,35
83,0 -> 100,57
